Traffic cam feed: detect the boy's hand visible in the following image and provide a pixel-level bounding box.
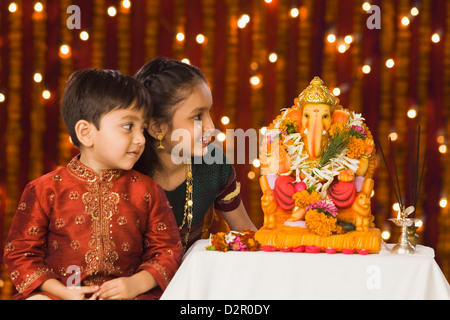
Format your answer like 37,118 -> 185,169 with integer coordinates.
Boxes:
97,277 -> 138,300
97,271 -> 157,300
63,285 -> 100,300
39,278 -> 100,300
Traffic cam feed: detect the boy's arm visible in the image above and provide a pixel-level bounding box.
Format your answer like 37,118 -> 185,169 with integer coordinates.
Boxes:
3,183 -> 59,298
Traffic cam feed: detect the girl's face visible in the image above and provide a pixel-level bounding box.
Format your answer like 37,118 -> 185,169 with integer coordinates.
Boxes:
165,81 -> 215,160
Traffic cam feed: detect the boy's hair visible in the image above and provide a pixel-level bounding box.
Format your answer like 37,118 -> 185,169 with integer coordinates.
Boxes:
62,68 -> 152,148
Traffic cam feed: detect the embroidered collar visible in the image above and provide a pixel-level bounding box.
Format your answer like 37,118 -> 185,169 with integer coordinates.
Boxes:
67,155 -> 122,183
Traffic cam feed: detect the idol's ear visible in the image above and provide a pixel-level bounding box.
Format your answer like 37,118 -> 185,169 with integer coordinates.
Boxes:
75,120 -> 95,148
147,118 -> 169,139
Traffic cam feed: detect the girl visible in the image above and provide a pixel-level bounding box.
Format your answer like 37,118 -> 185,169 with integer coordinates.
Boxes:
134,57 -> 256,251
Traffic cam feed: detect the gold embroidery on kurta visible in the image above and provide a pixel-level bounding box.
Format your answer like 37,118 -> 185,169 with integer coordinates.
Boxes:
28,226 -> 39,235
55,218 -> 65,229
16,267 -> 52,293
69,191 -> 79,200
18,202 -> 26,211
82,181 -> 120,276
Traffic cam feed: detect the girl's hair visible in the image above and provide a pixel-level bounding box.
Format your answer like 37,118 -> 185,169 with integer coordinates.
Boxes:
62,68 -> 152,148
133,57 -> 207,176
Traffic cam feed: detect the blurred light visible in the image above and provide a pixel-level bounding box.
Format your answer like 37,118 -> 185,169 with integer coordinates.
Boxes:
248,171 -> 256,180
34,73 -> 43,83
196,34 -> 206,44
107,6 -> 117,17
432,33 -> 441,43
381,230 -> 391,240
269,53 -> 278,63
60,45 -> 70,55
362,65 -> 371,74
176,32 -> 185,42
362,2 -> 372,12
80,31 -> 89,41
252,159 -> 261,168
437,135 -> 445,144
344,35 -> 353,44
238,19 -> 247,29
389,132 -> 398,141
415,219 -> 423,228
250,76 -> 260,86
290,8 -> 299,18
240,14 -> 250,24
386,59 -> 395,68
411,7 -> 419,16
181,58 -> 190,64
42,90 -> 51,100
0,93 -> 5,103
393,203 -> 400,212
238,14 -> 250,28
440,198 -> 448,208
221,116 -> 230,125
122,0 -> 131,9
265,0 -> 273,3
217,132 -> 226,142
338,44 -> 348,53
407,108 -> 417,119
401,16 -> 410,26
34,2 -> 43,12
9,2 -> 18,13
439,144 -> 447,154
327,34 -> 336,43
260,127 -> 267,136
59,44 -> 71,58
332,88 -> 341,96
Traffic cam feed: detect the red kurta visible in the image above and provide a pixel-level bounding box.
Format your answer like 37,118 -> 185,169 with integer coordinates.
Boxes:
3,156 -> 183,300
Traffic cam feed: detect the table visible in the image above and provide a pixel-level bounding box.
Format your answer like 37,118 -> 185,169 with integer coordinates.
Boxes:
161,240 -> 450,300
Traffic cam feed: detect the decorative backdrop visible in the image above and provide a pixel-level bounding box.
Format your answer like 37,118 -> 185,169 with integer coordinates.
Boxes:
0,0 -> 449,299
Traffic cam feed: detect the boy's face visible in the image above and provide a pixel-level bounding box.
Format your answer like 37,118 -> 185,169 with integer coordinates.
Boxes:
83,107 -> 146,174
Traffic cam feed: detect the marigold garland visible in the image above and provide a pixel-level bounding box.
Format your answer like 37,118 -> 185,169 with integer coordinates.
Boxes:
346,137 -> 367,159
305,209 -> 342,238
292,190 -> 321,209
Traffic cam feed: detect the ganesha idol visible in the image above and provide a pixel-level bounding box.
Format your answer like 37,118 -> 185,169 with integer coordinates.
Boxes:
256,77 -> 381,254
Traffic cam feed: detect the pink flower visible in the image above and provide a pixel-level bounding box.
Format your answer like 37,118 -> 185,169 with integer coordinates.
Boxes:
229,237 -> 247,251
306,200 -> 338,217
351,125 -> 367,137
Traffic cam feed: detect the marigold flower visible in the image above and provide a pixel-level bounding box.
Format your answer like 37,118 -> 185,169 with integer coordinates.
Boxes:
292,190 -> 322,209
328,122 -> 347,137
346,137 -> 367,159
305,209 -> 340,237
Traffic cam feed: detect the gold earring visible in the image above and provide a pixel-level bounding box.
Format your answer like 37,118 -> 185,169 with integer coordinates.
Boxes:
157,134 -> 165,150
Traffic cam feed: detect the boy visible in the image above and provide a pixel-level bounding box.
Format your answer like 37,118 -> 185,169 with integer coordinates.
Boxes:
3,69 -> 183,300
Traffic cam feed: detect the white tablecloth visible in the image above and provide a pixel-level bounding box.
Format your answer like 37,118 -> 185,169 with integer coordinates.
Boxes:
161,240 -> 450,300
